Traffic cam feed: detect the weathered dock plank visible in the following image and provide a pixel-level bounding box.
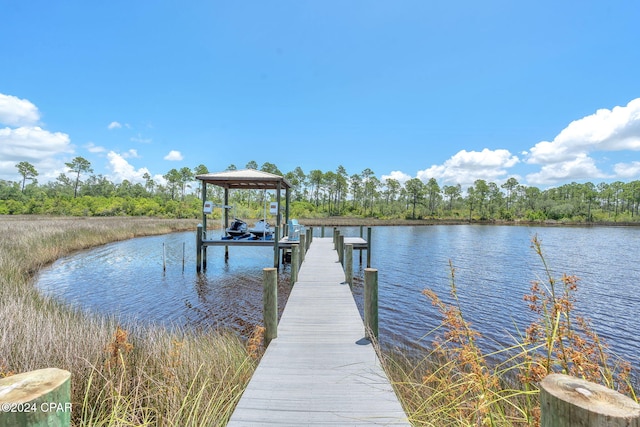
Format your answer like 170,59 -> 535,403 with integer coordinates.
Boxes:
227,238 -> 409,426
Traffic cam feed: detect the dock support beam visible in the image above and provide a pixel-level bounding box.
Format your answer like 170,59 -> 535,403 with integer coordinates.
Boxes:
364,268 -> 379,341
263,268 -> 278,346
196,224 -> 203,273
291,244 -> 299,285
367,226 -> 372,268
345,244 -> 353,289
299,233 -> 306,264
273,225 -> 280,268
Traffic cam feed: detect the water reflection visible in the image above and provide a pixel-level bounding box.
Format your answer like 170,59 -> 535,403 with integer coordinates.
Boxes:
37,225 -> 640,373
37,231 -> 292,338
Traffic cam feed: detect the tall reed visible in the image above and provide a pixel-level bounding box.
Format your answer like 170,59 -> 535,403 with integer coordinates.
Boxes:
385,234 -> 637,426
0,216 -> 255,426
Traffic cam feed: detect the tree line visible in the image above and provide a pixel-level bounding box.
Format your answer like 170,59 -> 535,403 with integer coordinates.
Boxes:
3,157 -> 640,223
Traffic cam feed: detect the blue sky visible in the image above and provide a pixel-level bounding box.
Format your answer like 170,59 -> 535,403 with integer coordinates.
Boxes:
1,1 -> 639,190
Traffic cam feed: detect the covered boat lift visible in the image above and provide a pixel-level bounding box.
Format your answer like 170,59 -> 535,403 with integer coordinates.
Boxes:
195,169 -> 293,271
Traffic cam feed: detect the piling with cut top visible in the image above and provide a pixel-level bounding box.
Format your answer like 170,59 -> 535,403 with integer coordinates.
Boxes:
338,234 -> 345,265
299,233 -> 306,264
364,268 -> 379,341
0,368 -> 72,427
345,244 -> 353,288
263,268 -> 278,346
540,373 -> 640,427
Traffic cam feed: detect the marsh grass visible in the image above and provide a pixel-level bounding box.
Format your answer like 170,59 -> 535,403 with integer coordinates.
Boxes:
0,216 -> 255,426
385,234 -> 637,426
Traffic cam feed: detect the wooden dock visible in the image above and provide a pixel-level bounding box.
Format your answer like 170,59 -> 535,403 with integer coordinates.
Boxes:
227,237 -> 409,426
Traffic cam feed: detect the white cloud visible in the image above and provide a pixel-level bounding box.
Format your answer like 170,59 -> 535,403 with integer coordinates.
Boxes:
121,149 -> 140,159
526,153 -> 609,186
417,148 -> 519,188
106,151 -> 151,184
0,93 -> 74,182
0,126 -> 73,181
108,121 -> 122,130
164,150 -> 183,161
0,93 -> 40,127
613,161 -> 640,179
381,170 -> 412,185
525,98 -> 640,184
85,142 -> 106,153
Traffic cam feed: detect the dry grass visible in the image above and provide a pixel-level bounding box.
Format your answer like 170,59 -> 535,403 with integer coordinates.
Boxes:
0,215 -> 256,426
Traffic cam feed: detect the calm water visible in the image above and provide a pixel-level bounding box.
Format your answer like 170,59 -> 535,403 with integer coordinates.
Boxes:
36,225 -> 640,370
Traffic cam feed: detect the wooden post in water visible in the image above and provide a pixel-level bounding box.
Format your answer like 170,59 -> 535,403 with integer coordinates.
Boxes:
321,225 -> 325,237
291,244 -> 299,285
203,244 -> 207,270
263,268 -> 278,346
196,224 -> 202,273
162,242 -> 166,272
540,374 -> 640,427
273,225 -> 280,268
364,268 -> 379,341
0,368 -> 72,427
367,227 -> 372,268
359,225 -> 364,264
299,233 -> 306,264
345,244 -> 353,289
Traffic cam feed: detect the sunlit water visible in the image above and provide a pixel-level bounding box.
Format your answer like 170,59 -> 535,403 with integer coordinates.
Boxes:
37,224 -> 640,371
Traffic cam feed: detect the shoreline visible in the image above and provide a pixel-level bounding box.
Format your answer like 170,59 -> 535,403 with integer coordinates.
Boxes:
296,216 -> 640,227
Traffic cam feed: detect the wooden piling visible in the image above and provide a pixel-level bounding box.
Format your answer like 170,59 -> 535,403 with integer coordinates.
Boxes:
359,225 -> 364,264
338,234 -> 345,265
263,268 -> 278,346
291,244 -> 299,285
366,227 -> 372,268
273,225 -> 280,268
0,368 -> 72,427
196,224 -> 202,273
299,233 -> 306,264
345,244 -> 353,289
364,268 -> 379,341
203,245 -> 207,270
540,373 -> 640,427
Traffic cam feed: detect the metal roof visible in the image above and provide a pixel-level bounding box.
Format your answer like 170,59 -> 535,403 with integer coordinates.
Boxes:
195,169 -> 292,190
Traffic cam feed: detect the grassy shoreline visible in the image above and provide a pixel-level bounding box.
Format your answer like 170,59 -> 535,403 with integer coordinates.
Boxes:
0,216 -> 255,426
2,215 -> 636,426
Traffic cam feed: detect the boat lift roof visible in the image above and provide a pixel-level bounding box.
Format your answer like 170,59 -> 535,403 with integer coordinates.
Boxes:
195,169 -> 292,190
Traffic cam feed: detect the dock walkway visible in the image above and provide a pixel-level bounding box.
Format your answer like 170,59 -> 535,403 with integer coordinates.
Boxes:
227,237 -> 409,426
